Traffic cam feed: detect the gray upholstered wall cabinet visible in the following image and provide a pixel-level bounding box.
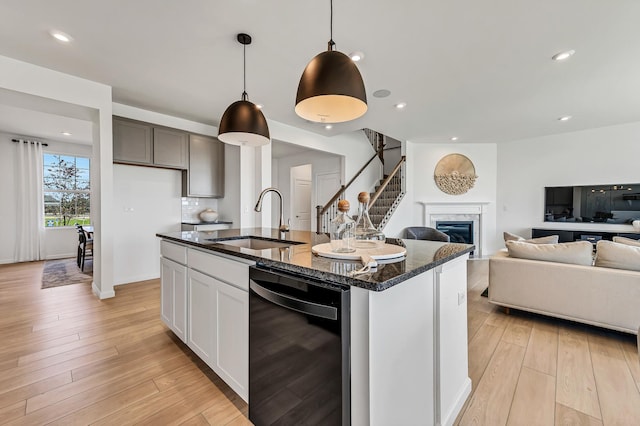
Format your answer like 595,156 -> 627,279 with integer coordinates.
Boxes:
182,134 -> 225,198
113,117 -> 188,170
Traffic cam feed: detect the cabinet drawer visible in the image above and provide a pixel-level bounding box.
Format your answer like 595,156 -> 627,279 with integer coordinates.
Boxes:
161,240 -> 187,265
188,248 -> 249,291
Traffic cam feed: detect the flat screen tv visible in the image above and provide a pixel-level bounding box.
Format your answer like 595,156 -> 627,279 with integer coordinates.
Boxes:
544,183 -> 640,224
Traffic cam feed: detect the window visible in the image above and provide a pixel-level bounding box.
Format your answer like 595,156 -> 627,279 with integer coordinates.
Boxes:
43,153 -> 91,227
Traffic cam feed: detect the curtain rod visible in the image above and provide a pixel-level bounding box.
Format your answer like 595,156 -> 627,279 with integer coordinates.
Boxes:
11,138 -> 48,147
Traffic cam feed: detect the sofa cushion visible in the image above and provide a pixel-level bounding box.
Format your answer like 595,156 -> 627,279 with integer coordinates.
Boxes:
613,236 -> 640,247
503,232 -> 559,245
505,240 -> 593,266
595,240 -> 640,272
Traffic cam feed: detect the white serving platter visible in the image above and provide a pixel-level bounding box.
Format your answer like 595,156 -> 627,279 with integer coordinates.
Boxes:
311,243 -> 407,261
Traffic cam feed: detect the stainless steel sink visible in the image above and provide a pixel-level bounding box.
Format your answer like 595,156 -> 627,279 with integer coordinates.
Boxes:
207,237 -> 302,250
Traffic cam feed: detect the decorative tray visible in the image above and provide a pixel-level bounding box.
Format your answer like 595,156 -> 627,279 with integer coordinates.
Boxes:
311,243 -> 407,261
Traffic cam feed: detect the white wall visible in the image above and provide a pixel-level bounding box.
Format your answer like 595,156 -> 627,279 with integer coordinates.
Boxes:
0,135 -> 97,263
112,164 -> 181,285
218,145 -> 241,226
497,121 -> 640,250
0,133 -> 19,263
0,56 -> 114,299
384,142 -> 498,253
259,122 -> 379,228
239,145 -> 257,228
111,104 -> 219,284
272,149 -> 344,231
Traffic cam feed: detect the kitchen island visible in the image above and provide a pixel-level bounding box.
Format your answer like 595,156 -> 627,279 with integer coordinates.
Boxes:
157,228 -> 474,426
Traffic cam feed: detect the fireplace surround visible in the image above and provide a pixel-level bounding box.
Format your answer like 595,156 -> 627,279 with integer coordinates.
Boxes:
420,202 -> 489,257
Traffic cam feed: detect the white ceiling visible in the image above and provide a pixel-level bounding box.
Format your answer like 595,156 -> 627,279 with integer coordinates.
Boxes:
0,88 -> 94,144
1,0 -> 639,144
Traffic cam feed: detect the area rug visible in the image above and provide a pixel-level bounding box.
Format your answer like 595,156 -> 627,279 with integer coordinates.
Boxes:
42,258 -> 92,289
481,287 -> 489,297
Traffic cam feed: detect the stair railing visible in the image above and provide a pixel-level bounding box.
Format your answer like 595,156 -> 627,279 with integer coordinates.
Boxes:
364,128 -> 385,163
370,155 -> 406,209
316,151 -> 381,234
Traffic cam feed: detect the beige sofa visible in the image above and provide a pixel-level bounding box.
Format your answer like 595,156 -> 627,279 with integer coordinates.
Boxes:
489,250 -> 640,334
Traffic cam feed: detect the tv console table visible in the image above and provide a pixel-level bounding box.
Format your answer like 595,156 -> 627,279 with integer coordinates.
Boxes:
532,228 -> 640,244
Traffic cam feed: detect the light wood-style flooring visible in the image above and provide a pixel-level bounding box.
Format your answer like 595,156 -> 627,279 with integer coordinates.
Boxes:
458,259 -> 640,426
0,259 -> 638,425
0,261 -> 249,425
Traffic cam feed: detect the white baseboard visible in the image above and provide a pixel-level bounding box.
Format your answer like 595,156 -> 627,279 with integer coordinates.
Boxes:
0,254 -> 79,264
114,273 -> 160,286
442,378 -> 472,426
92,282 -> 115,299
45,253 -> 77,260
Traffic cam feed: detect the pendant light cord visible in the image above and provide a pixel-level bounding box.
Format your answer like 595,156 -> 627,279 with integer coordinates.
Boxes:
328,0 -> 335,51
242,42 -> 248,101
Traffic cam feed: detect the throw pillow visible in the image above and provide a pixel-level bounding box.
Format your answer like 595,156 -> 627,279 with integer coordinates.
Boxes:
505,240 -> 593,266
503,231 -> 559,245
503,231 -> 523,242
595,240 -> 640,272
612,236 -> 640,248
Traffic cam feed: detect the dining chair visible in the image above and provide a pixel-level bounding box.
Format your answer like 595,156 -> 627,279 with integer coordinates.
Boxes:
76,226 -> 93,271
404,226 -> 450,242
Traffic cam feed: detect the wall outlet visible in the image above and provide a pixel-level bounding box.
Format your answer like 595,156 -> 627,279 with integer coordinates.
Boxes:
457,291 -> 466,305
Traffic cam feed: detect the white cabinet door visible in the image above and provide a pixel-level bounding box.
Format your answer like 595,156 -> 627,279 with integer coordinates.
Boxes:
187,269 -> 217,365
160,257 -> 187,343
214,280 -> 248,401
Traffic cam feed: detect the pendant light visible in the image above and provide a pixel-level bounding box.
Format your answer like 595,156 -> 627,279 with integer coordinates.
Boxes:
295,0 -> 367,123
218,33 -> 270,146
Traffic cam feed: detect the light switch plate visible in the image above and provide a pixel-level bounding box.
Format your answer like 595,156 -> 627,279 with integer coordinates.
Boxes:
457,291 -> 466,305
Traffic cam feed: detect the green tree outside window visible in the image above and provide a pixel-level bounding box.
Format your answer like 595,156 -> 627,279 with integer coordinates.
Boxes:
43,154 -> 91,227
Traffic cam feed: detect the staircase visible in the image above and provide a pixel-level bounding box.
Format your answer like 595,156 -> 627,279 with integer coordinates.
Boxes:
369,171 -> 404,230
315,130 -> 406,234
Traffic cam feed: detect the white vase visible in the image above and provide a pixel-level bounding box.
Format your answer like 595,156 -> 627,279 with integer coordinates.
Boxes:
633,220 -> 640,232
199,209 -> 219,223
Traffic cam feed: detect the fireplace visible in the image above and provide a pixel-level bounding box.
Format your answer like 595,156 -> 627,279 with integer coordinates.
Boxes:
420,202 -> 489,257
436,221 -> 474,244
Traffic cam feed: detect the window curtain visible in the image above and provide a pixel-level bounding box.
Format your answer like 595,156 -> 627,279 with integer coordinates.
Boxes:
15,141 -> 45,262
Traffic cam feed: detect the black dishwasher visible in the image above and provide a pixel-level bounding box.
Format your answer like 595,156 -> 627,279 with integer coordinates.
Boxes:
249,266 -> 350,426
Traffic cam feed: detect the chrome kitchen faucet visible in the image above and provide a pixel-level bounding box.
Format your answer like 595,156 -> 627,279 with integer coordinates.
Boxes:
254,187 -> 290,233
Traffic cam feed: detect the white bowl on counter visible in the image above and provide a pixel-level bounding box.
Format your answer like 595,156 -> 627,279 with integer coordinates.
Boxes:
199,209 -> 219,223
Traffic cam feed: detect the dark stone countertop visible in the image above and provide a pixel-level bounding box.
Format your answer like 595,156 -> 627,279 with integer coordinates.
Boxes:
156,228 -> 474,292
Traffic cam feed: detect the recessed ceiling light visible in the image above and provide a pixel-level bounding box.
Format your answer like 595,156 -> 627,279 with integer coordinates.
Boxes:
61,131 -> 72,136
394,102 -> 407,109
552,50 -> 575,61
373,89 -> 391,98
349,51 -> 364,62
325,124 -> 333,130
451,137 -> 458,141
50,30 -> 72,43
558,115 -> 572,121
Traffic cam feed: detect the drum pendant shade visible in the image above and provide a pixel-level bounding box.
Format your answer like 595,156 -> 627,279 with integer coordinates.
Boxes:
218,33 -> 270,146
295,0 -> 367,123
295,50 -> 367,123
218,98 -> 270,146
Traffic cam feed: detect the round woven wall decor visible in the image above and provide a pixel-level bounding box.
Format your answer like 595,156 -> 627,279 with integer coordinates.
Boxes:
434,153 -> 478,195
